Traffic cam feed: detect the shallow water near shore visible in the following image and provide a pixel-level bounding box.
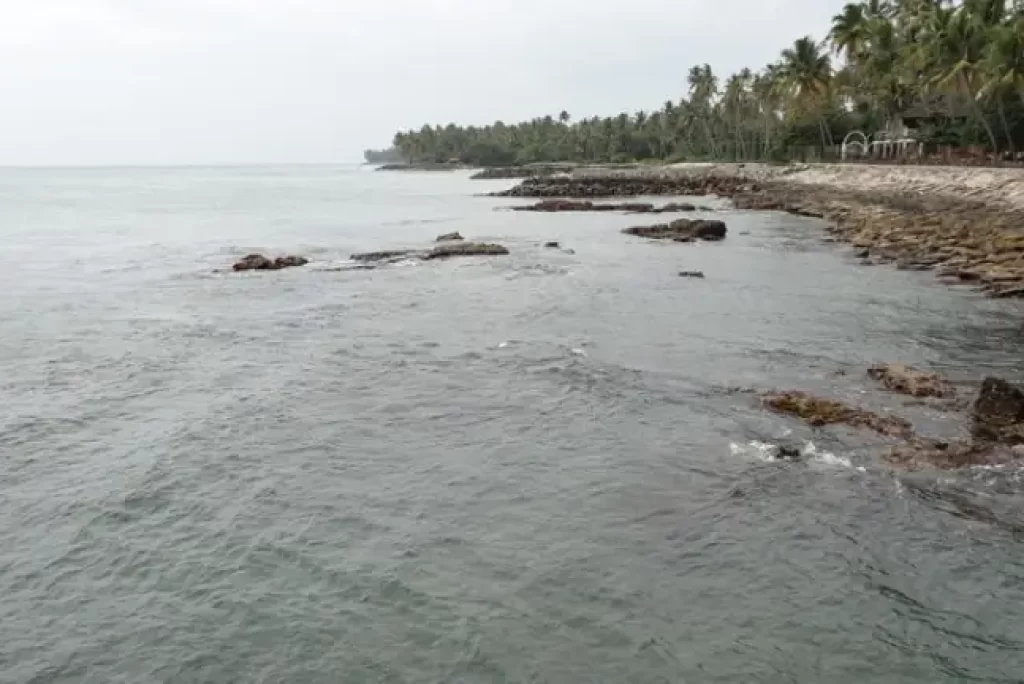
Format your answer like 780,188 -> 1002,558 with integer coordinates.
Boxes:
3,165 -> 1024,683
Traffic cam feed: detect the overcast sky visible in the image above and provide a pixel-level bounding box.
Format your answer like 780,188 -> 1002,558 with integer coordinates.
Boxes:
0,0 -> 845,166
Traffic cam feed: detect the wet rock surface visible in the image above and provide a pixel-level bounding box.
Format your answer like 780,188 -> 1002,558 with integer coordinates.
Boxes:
756,372 -> 1024,470
623,218 -> 727,242
868,363 -> 954,398
232,254 -> 310,272
510,199 -> 697,213
761,390 -> 913,438
350,242 -> 510,264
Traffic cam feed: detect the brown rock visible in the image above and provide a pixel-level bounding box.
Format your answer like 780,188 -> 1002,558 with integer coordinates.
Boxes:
762,390 -> 913,438
867,363 -> 954,398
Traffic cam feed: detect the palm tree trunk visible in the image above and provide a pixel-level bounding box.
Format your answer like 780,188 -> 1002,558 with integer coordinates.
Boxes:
961,73 -> 999,154
996,96 -> 1016,155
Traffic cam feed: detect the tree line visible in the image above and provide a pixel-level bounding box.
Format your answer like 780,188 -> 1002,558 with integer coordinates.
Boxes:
373,0 -> 1024,166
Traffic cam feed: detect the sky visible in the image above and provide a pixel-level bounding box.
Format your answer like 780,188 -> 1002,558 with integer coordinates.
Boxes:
0,0 -> 846,166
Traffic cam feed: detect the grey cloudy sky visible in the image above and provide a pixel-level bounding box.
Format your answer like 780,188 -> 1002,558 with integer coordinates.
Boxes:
0,0 -> 844,165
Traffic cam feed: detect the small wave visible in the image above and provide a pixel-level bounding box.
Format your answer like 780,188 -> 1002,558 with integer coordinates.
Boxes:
729,439 -> 862,470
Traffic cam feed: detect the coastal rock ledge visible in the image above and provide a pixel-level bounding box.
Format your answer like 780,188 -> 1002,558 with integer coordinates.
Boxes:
233,254 -> 309,271
623,218 -> 727,242
351,242 -> 510,263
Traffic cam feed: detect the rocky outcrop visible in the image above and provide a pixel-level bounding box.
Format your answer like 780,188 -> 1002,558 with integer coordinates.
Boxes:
492,175 -> 754,198
350,250 -> 418,263
972,376 -> 1024,445
727,181 -> 1024,299
232,254 -> 309,271
867,363 -> 954,398
425,242 -> 509,259
761,390 -> 913,438
435,232 -> 464,242
350,242 -> 509,263
510,199 -> 696,213
623,218 -> 727,242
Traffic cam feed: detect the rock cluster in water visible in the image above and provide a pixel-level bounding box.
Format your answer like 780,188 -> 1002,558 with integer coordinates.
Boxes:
491,175 -> 753,198
511,199 -> 697,213
623,218 -> 727,242
762,389 -> 914,438
867,362 -> 954,399
350,241 -> 510,264
759,367 -> 1024,470
232,254 -> 310,272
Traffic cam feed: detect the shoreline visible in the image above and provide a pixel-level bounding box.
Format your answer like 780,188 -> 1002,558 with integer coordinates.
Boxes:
496,162 -> 1024,299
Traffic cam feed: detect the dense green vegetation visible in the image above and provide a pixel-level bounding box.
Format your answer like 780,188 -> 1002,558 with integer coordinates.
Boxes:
363,147 -> 404,164
383,0 -> 1024,165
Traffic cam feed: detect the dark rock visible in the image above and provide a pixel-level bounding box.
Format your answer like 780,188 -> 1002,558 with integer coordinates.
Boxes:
435,232 -> 464,242
543,241 -> 561,249
350,250 -> 418,262
351,242 -> 510,263
867,363 -> 954,398
491,175 -> 756,199
972,377 -> 1024,445
854,249 -> 870,259
678,270 -> 705,278
774,444 -> 803,461
512,199 -> 660,213
425,242 -> 510,259
232,253 -> 309,271
623,218 -> 727,242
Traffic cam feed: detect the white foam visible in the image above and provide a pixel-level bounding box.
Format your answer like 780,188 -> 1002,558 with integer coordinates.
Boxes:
570,348 -> 587,357
729,440 -> 861,470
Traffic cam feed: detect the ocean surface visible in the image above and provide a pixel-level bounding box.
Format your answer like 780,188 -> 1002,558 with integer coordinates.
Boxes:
2,165 -> 1024,683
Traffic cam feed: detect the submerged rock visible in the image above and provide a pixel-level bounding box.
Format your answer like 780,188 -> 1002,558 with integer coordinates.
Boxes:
678,270 -> 705,278
623,218 -> 727,242
435,232 -> 464,242
762,390 -> 913,438
232,253 -> 309,271
543,241 -> 561,248
350,242 -> 510,263
885,438 -> 1020,470
972,376 -> 1024,445
867,363 -> 954,398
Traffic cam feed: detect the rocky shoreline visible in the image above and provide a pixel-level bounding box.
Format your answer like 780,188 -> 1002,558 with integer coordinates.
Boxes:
492,163 -> 1024,299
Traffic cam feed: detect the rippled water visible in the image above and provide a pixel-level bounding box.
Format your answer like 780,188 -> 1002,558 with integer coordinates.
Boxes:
3,165 -> 1024,683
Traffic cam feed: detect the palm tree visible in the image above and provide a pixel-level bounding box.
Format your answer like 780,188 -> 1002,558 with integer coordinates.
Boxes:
780,36 -> 835,148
